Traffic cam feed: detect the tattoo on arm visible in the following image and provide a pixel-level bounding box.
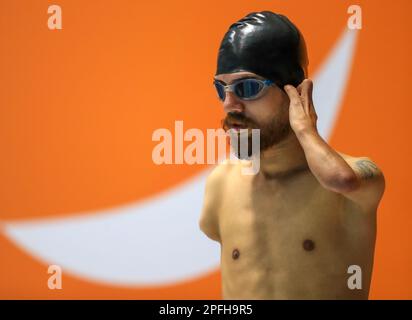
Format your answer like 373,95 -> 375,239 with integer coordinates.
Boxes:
355,159 -> 379,180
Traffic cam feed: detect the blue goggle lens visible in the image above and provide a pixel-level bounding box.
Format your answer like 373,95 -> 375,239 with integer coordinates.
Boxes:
213,79 -> 269,101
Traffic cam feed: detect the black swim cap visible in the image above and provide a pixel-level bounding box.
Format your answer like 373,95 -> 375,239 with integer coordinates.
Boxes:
215,11 -> 308,88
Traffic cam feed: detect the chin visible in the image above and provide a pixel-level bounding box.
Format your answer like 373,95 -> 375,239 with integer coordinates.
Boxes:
229,136 -> 261,160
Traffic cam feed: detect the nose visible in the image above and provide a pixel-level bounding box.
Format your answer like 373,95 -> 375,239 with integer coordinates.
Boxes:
223,91 -> 244,114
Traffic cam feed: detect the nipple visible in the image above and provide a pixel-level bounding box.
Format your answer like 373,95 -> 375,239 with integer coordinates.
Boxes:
303,239 -> 315,251
232,248 -> 240,260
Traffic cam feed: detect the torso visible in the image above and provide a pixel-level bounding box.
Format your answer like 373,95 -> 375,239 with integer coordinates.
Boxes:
216,162 -> 376,299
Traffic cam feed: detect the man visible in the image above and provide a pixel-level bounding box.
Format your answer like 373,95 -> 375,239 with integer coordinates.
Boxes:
199,11 -> 385,299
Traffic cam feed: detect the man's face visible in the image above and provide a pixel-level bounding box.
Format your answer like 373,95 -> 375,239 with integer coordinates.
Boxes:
214,71 -> 291,157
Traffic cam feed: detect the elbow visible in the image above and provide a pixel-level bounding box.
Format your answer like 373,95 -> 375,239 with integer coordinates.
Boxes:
324,171 -> 360,194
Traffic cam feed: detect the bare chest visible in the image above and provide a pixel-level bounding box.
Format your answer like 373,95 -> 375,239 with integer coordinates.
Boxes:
217,172 -> 361,277
217,171 -> 374,299
220,173 -> 345,245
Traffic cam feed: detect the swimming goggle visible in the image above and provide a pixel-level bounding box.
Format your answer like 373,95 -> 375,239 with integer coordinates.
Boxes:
213,78 -> 274,101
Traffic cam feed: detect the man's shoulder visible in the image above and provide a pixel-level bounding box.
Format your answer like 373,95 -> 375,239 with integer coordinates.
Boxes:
200,161 -> 239,243
337,152 -> 384,178
338,152 -> 369,162
337,152 -> 385,211
206,159 -> 240,186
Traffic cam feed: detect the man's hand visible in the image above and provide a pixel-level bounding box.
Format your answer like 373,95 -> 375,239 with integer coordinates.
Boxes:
284,79 -> 318,135
282,79 -> 385,212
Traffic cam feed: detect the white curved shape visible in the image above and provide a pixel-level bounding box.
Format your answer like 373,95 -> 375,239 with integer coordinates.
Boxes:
3,171 -> 218,286
313,29 -> 358,139
2,28 -> 358,286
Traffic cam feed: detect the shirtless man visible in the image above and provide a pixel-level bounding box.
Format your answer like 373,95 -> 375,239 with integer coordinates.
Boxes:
199,11 -> 385,299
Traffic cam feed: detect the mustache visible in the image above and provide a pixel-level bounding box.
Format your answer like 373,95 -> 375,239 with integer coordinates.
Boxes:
221,112 -> 256,131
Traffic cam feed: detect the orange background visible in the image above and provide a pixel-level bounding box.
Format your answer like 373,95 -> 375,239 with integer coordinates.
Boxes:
0,0 -> 411,299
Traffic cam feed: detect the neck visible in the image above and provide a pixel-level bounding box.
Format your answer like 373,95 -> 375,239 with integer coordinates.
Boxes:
258,132 -> 309,180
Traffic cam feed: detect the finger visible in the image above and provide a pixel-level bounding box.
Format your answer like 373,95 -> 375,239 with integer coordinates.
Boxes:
300,79 -> 313,112
305,79 -> 316,115
283,85 -> 302,108
296,81 -> 304,95
300,79 -> 313,100
304,79 -> 318,120
308,79 -> 313,102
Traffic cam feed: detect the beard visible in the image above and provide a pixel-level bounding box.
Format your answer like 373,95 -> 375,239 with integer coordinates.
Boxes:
222,111 -> 291,160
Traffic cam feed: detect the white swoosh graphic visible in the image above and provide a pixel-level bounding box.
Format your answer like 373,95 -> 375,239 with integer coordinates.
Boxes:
2,28 -> 358,286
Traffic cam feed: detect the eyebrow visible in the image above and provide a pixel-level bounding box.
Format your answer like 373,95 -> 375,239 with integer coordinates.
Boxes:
213,75 -> 261,85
